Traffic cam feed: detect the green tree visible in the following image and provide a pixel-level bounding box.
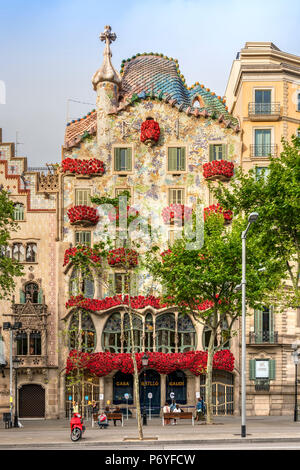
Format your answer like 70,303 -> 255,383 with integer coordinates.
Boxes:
0,189 -> 23,299
210,134 -> 300,307
146,213 -> 285,423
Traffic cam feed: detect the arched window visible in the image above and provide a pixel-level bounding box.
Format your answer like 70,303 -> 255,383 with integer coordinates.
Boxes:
156,313 -> 176,353
26,243 -> 37,263
69,267 -> 94,299
12,243 -> 24,262
29,331 -> 41,355
69,310 -> 96,352
123,313 -> 143,353
102,312 -> 122,353
177,315 -> 196,352
13,203 -> 24,221
25,282 -> 39,303
145,312 -> 154,351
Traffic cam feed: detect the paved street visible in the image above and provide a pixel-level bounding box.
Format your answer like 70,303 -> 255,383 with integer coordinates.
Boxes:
1,415 -> 300,450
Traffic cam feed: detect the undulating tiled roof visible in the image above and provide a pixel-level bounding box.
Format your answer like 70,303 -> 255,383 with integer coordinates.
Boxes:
64,53 -> 239,150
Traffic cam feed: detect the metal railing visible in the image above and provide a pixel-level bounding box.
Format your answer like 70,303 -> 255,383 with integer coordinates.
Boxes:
248,102 -> 281,116
250,144 -> 277,158
254,379 -> 270,392
249,331 -> 278,344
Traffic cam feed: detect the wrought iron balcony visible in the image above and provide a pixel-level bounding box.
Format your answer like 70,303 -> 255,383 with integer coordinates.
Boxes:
249,331 -> 278,345
250,144 -> 277,158
248,102 -> 281,121
254,379 -> 270,392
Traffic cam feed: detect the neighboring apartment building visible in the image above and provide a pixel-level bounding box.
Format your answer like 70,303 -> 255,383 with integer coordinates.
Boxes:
57,26 -> 242,418
0,130 -> 60,419
225,42 -> 300,415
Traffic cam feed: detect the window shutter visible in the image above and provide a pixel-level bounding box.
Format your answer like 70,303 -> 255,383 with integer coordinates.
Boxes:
126,148 -> 132,171
20,289 -> 26,304
269,306 -> 274,341
222,144 -> 227,160
168,148 -> 177,171
254,309 -> 262,343
209,144 -> 214,161
249,359 -> 256,380
179,147 -> 186,170
269,359 -> 276,380
114,148 -> 121,171
37,288 -> 43,304
130,273 -> 138,296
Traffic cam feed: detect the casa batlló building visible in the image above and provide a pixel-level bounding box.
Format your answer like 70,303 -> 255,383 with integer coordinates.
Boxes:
1,29 -> 298,420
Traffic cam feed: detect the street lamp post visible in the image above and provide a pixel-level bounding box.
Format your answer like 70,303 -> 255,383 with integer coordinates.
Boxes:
141,352 -> 149,426
13,357 -> 21,427
292,348 -> 299,422
241,212 -> 259,438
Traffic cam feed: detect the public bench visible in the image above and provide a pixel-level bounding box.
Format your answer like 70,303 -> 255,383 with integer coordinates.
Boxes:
92,412 -> 123,427
162,412 -> 194,426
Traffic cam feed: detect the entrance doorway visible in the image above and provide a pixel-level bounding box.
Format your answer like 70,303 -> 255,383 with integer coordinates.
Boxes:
200,371 -> 234,415
19,384 -> 45,418
166,370 -> 187,404
139,369 -> 161,415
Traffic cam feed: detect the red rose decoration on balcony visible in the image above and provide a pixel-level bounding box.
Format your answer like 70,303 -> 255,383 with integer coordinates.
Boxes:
62,158 -> 105,176
108,206 -> 139,225
204,204 -> 233,224
63,246 -> 102,267
203,160 -> 234,181
66,349 -> 235,377
162,204 -> 192,225
140,119 -> 160,146
67,205 -> 99,226
107,248 -> 138,267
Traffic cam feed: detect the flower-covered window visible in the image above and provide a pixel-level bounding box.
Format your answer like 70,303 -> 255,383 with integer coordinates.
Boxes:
69,310 -> 96,353
69,268 -> 94,299
156,313 -> 176,353
102,312 -> 122,353
177,315 -> 196,352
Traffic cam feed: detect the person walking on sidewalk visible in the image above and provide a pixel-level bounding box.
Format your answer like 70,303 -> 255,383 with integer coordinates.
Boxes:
195,397 -> 206,422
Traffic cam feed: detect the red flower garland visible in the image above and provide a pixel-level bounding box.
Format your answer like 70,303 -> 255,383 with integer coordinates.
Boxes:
108,206 -> 139,224
67,205 -> 99,225
66,349 -> 235,377
162,204 -> 193,225
63,246 -> 102,267
204,204 -> 233,223
62,158 -> 105,176
203,160 -> 234,179
107,248 -> 138,267
140,120 -> 160,143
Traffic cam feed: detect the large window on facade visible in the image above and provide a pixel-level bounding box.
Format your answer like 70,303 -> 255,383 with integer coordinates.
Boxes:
168,188 -> 184,205
156,314 -> 176,353
209,144 -> 227,161
254,306 -> 275,343
114,148 -> 132,172
254,129 -> 272,156
168,147 -> 186,172
25,282 -> 39,303
75,189 -> 91,206
75,231 -> 91,246
25,243 -> 37,262
16,330 -> 42,356
123,313 -> 143,353
13,203 -> 24,221
69,311 -> 96,352
12,243 -> 25,262
254,89 -> 271,114
69,267 -> 94,298
177,315 -> 196,352
102,312 -> 122,353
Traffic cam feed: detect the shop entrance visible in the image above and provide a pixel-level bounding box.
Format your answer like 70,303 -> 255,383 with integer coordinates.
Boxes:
139,369 -> 161,415
200,370 -> 234,415
166,370 -> 187,404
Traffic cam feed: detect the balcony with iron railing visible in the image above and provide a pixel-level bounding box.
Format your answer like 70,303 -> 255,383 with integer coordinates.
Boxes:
248,102 -> 281,121
250,144 -> 278,158
249,331 -> 279,345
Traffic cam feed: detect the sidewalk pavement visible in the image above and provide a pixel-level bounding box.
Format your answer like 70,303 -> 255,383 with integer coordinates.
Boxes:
0,415 -> 300,447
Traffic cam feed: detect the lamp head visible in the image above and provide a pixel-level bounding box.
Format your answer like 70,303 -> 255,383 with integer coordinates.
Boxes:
248,212 -> 259,223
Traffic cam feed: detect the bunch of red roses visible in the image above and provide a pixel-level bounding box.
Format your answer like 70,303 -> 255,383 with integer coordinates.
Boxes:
107,248 -> 138,266
204,204 -> 233,223
203,160 -> 234,179
66,349 -> 235,377
140,120 -> 160,143
162,204 -> 193,225
62,157 -> 105,175
65,294 -> 168,311
63,246 -> 101,267
67,205 -> 99,225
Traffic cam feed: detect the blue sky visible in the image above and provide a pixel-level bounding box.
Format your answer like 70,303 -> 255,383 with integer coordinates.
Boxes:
0,0 -> 299,166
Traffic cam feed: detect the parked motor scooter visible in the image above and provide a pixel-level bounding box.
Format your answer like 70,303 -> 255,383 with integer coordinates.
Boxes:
70,413 -> 85,441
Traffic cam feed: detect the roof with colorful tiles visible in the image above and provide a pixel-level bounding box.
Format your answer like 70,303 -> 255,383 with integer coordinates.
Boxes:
64,53 -> 240,149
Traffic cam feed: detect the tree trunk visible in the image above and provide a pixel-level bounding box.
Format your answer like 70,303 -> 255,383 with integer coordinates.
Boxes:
128,306 -> 144,440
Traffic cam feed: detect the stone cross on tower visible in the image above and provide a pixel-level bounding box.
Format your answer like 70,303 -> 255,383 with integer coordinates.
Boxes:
92,25 -> 121,90
100,25 -> 116,45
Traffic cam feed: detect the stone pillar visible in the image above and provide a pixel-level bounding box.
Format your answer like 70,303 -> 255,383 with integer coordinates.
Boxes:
161,374 -> 166,412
